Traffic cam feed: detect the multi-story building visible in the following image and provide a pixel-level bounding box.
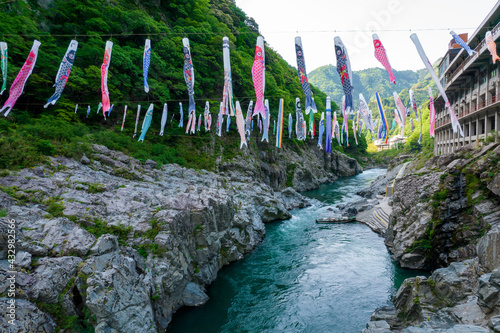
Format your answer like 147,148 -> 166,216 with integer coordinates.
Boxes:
435,1 -> 500,155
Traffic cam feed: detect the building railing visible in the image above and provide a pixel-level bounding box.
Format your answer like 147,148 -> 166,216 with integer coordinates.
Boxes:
447,20 -> 500,85
436,92 -> 500,129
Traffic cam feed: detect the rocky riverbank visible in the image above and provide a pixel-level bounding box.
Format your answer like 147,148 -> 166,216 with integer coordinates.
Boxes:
0,142 -> 362,332
0,144 -> 312,332
363,142 -> 500,332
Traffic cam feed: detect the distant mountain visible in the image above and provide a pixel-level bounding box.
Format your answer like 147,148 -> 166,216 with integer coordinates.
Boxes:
308,66 -> 429,108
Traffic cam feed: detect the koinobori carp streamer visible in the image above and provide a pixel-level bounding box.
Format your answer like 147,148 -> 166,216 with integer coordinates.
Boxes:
0,40 -> 41,117
295,36 -> 317,115
410,33 -> 463,137
45,39 -> 78,108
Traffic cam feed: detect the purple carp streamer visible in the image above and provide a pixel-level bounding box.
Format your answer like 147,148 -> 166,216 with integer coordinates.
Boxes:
121,105 -> 128,131
133,105 -> 141,138
44,40 -> 77,108
0,40 -> 41,117
375,93 -> 388,144
143,39 -> 151,93
159,103 -> 167,136
235,101 -> 247,149
410,33 -> 463,136
178,102 -> 184,128
334,37 -> 354,114
295,36 -> 317,115
108,104 -> 114,116
341,95 -> 349,146
326,97 -> 332,153
450,31 -> 477,57
295,98 -> 306,140
74,104 -> 79,114
86,105 -> 91,118
418,108 -> 423,144
252,36 -> 266,119
288,113 -> 293,139
226,114 -> 231,132
182,38 -> 196,121
138,104 -> 153,142
373,34 -> 396,84
261,99 -> 270,142
0,42 -> 7,95
245,101 -> 253,137
409,89 -> 418,121
222,37 -> 235,116
100,41 -> 113,117
318,112 -> 325,149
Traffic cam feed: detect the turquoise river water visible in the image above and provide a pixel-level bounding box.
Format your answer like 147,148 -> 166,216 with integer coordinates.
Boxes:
168,169 -> 424,333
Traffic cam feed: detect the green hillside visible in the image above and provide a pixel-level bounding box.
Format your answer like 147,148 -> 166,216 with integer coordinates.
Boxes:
0,0 -> 348,171
309,65 -> 429,108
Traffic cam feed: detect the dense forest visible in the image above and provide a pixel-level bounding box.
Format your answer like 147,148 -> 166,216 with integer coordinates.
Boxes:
0,0 -> 372,171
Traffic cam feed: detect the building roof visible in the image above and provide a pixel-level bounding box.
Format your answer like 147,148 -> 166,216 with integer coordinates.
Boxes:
439,1 -> 500,82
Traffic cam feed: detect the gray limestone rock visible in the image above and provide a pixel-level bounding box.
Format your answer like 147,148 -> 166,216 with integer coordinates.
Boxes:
431,260 -> 479,306
362,320 -> 392,333
477,227 -> 500,272
90,234 -> 119,256
488,173 -> 500,197
182,282 -> 209,306
0,298 -> 56,333
27,256 -> 83,303
84,250 -> 155,333
14,251 -> 32,269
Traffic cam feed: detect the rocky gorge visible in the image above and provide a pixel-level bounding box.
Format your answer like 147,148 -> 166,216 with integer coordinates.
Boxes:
363,142 -> 500,332
0,142 -> 361,332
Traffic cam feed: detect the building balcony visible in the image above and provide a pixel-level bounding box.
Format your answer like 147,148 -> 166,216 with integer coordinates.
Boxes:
436,92 -> 500,130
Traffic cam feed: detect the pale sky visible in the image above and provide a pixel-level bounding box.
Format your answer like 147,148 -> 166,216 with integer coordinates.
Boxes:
235,0 -> 498,72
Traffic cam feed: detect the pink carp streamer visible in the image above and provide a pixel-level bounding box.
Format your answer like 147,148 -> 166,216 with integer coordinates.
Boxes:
0,40 -> 41,117
252,36 -> 266,119
101,41 -> 113,118
373,34 -> 395,84
428,87 -> 436,138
